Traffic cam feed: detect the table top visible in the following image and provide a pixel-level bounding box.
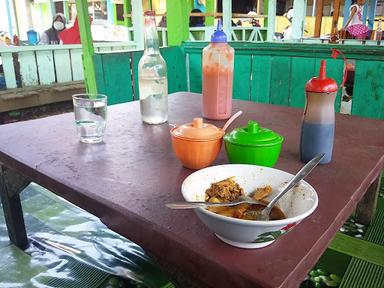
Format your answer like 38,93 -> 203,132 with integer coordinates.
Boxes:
0,92 -> 383,288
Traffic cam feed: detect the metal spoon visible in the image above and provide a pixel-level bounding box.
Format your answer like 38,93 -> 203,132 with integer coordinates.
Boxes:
253,153 -> 325,221
166,195 -> 264,209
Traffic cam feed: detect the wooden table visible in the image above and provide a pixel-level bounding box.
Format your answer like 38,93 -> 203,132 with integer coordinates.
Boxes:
0,92 -> 383,288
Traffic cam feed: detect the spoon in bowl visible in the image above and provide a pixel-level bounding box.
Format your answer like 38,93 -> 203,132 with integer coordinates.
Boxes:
250,153 -> 324,220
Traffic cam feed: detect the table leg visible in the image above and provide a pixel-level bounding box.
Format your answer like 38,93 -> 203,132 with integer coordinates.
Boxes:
0,164 -> 31,249
355,171 -> 382,225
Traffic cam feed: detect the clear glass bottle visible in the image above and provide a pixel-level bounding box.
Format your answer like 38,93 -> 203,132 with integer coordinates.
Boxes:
138,11 -> 168,124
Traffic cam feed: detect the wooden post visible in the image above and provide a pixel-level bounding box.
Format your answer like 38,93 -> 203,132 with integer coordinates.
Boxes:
342,0 -> 352,26
205,0 -> 215,26
11,0 -> 20,36
292,0 -> 307,39
107,0 -> 114,24
265,0 -> 277,42
75,0 -> 98,94
222,0 -> 232,38
63,0 -> 70,22
367,0 -> 378,30
24,0 -> 33,30
5,0 -> 13,38
257,0 -> 262,15
331,0 -> 341,32
312,0 -> 317,16
0,165 -> 31,250
132,0 -> 144,50
124,0 -> 132,27
46,0 -> 55,20
314,0 -> 324,37
166,0 -> 189,46
355,173 -> 382,225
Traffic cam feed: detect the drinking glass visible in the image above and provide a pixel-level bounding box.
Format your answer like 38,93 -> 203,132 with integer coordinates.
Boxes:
72,94 -> 107,144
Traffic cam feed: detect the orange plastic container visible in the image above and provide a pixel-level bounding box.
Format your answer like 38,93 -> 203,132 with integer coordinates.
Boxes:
171,118 -> 224,170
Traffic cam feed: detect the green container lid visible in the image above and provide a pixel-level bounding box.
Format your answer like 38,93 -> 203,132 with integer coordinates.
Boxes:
224,120 -> 284,146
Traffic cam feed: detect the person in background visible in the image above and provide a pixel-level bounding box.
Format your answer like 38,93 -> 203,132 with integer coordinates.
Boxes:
40,13 -> 66,45
282,8 -> 293,39
158,15 -> 167,27
194,0 -> 206,13
341,0 -> 369,39
189,8 -> 205,27
59,16 -> 93,45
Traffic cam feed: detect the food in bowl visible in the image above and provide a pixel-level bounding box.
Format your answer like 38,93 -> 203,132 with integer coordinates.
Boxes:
205,177 -> 286,221
181,164 -> 318,249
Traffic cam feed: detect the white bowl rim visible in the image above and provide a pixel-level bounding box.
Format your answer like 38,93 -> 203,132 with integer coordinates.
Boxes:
182,164 -> 319,226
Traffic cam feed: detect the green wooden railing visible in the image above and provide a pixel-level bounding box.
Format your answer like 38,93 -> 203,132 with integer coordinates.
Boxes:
94,42 -> 384,120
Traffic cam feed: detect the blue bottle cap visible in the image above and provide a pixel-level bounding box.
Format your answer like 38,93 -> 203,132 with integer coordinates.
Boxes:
211,19 -> 227,43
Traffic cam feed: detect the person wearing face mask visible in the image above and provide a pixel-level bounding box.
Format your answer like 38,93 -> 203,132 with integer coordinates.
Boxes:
40,13 -> 66,45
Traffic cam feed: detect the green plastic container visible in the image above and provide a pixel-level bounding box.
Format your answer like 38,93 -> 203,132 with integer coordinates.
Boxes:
224,120 -> 284,167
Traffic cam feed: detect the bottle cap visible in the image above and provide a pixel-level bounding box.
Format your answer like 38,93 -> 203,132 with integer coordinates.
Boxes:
211,19 -> 227,43
306,60 -> 338,93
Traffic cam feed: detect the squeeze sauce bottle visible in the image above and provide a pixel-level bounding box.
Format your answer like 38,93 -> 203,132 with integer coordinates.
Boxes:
300,60 -> 338,164
202,19 -> 234,120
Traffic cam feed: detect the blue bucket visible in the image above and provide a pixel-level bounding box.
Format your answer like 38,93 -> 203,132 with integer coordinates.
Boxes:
27,30 -> 40,45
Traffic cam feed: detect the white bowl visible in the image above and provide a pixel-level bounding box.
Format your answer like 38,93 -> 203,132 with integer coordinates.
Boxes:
181,164 -> 318,249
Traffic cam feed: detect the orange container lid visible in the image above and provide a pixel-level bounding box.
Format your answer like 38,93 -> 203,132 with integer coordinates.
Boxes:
171,118 -> 224,141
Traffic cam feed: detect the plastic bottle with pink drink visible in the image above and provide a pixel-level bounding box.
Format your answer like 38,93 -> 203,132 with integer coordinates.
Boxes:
202,20 -> 234,120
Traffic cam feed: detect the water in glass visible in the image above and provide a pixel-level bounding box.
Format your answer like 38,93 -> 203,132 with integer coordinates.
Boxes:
73,95 -> 107,144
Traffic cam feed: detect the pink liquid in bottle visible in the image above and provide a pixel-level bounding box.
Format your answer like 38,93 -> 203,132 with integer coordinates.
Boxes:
202,21 -> 234,120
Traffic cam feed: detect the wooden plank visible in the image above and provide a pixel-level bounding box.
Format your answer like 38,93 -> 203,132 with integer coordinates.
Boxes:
187,52 -> 202,93
161,47 -> 187,94
36,50 -> 55,85
75,0 -> 97,94
352,60 -> 384,119
314,0 -> 324,37
251,55 -> 272,103
270,57 -> 291,106
1,52 -> 17,88
131,0 -> 143,49
355,173 -> 381,225
233,55 -> 251,100
329,232 -> 384,267
19,51 -> 38,87
290,57 -> 316,108
95,52 -> 134,105
166,0 -> 189,46
222,0 -> 232,38
332,0 -> 341,33
70,49 -> 84,81
266,0 -> 276,42
292,0 -> 307,39
314,58 -> 344,113
54,49 -> 72,83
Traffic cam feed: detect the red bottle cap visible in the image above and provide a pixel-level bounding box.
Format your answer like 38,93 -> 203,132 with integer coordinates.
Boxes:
305,60 -> 338,93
